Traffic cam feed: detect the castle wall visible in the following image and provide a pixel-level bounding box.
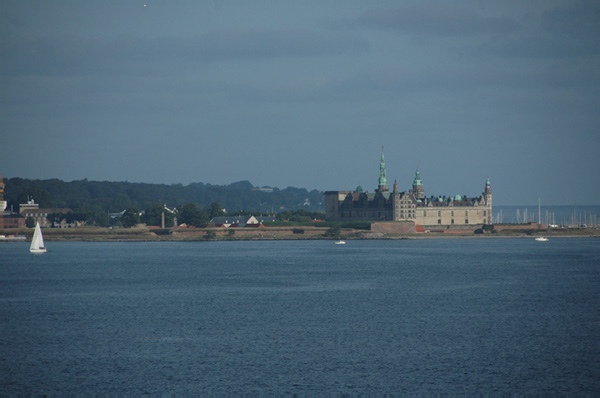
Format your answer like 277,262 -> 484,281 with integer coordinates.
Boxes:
371,221 -> 416,234
325,191 -> 346,221
414,206 -> 490,226
493,223 -> 545,231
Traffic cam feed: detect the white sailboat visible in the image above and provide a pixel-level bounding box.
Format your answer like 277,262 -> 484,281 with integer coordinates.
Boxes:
30,222 -> 47,253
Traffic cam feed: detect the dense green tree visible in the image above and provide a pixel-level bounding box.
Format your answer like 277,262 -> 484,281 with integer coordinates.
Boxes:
46,213 -> 60,225
121,207 -> 141,228
143,203 -> 174,227
47,211 -> 92,226
208,202 -> 225,219
178,203 -> 208,226
26,217 -> 36,228
94,213 -> 110,228
112,194 -> 133,211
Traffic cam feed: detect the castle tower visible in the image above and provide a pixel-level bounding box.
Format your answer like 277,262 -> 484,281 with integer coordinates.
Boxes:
411,168 -> 424,199
484,177 -> 492,203
377,147 -> 388,193
484,177 -> 492,224
392,179 -> 400,220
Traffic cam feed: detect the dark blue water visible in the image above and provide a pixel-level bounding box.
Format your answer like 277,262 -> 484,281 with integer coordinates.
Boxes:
1,239 -> 599,394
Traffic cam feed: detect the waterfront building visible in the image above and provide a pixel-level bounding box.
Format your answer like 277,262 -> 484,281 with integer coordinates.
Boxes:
19,197 -> 72,228
325,149 -> 492,226
0,176 -> 26,229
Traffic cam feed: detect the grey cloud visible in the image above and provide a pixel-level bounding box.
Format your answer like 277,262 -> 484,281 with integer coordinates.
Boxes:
541,2 -> 600,37
314,59 -> 599,106
458,2 -> 600,60
0,29 -> 369,76
469,35 -> 600,59
353,5 -> 520,37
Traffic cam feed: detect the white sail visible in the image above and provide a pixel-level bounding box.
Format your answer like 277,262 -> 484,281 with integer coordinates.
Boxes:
30,222 -> 47,253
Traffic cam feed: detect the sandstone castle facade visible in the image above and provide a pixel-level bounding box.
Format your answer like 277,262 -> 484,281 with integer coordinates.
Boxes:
325,149 -> 492,226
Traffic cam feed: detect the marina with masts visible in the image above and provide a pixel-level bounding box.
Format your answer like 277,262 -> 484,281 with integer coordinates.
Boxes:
493,201 -> 599,228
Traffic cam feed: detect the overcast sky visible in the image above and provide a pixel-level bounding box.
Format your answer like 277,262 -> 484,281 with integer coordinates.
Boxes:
1,1 -> 599,205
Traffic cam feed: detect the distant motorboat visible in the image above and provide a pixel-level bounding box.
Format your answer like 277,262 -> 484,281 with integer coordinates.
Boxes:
335,240 -> 346,245
30,222 -> 47,253
535,237 -> 549,242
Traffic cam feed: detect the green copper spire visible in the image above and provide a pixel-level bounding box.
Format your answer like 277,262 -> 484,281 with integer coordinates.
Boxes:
413,167 -> 422,186
378,146 -> 388,191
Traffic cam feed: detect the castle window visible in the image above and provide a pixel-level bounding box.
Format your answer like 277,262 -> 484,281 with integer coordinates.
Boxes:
465,219 -> 469,224
438,219 -> 441,224
451,219 -> 455,224
438,211 -> 441,217
424,211 -> 427,217
465,211 -> 468,216
451,211 -> 454,217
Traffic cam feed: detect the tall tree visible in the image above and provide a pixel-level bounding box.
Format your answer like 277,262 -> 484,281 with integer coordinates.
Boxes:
208,202 -> 225,219
178,203 -> 208,226
143,203 -> 174,227
121,207 -> 140,228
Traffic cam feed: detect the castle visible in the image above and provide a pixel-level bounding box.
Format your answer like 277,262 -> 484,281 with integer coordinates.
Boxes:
325,149 -> 492,226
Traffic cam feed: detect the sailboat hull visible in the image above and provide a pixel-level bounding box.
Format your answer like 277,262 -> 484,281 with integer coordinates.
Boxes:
30,248 -> 47,253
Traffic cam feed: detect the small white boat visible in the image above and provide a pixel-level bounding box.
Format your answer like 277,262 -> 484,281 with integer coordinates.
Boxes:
334,240 -> 346,245
30,222 -> 47,253
535,237 -> 548,242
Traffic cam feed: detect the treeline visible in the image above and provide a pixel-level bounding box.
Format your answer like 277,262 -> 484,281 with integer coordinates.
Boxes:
45,205 -> 326,228
5,177 -> 325,226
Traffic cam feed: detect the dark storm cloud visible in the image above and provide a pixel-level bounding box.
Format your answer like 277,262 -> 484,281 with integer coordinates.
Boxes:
0,30 -> 368,76
353,4 -> 520,37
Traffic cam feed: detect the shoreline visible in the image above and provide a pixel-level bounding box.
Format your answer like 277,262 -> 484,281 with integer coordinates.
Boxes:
2,225 -> 599,242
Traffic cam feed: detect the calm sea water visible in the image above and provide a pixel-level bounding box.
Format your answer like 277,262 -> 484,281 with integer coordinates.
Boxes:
1,239 -> 599,394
